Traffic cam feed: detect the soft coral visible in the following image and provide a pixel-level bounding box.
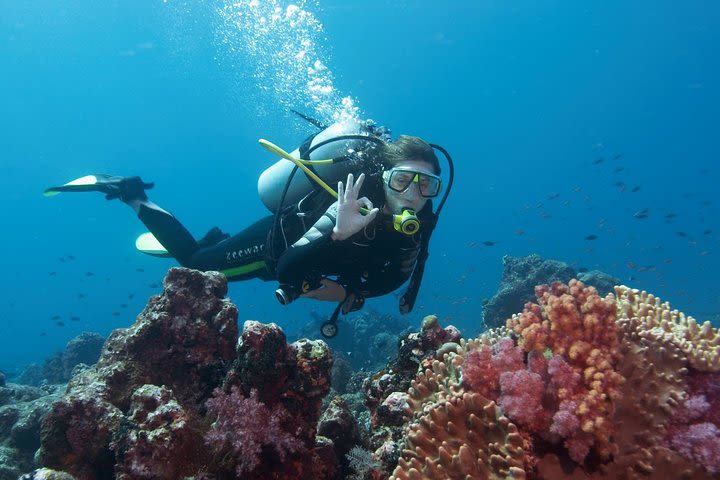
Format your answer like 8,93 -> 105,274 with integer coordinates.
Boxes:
204,386 -> 305,475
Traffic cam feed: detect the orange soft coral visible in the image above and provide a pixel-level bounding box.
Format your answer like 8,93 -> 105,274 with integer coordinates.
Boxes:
507,279 -> 625,462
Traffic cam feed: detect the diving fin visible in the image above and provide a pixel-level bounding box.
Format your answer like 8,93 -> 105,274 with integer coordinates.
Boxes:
135,232 -> 171,258
44,174 -> 154,201
134,227 -> 229,258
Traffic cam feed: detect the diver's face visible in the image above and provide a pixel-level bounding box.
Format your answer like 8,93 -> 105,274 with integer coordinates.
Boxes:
382,160 -> 436,214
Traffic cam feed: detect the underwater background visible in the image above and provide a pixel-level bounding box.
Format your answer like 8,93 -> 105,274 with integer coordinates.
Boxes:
1,0 -> 718,374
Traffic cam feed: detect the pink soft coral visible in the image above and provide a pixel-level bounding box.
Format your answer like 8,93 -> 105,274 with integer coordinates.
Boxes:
205,386 -> 305,475
670,422 -> 720,474
498,369 -> 549,432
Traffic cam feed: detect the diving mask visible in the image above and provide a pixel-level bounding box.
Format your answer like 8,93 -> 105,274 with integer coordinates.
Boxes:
382,168 -> 442,198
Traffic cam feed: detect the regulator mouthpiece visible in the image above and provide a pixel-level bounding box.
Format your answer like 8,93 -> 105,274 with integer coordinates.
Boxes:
393,209 -> 420,235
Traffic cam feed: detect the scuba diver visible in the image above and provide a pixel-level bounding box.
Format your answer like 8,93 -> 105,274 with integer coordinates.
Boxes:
45,117 -> 453,337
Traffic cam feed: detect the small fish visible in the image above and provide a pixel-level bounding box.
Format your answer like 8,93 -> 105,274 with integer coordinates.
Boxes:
592,157 -> 604,165
56,321 -> 65,327
468,241 -> 476,247
631,186 -> 640,192
633,209 -> 649,219
482,241 -> 498,246
613,154 -> 622,160
70,316 -> 80,321
120,303 -> 128,308
85,272 -> 95,277
67,255 -> 76,260
704,229 -> 712,235
49,271 -> 57,276
136,268 -> 145,273
77,293 -> 85,299
612,166 -> 625,173
128,293 -> 135,299
40,332 -> 47,337
51,315 -> 61,320
548,193 -> 560,200
677,231 -> 688,237
111,311 -> 121,317
149,283 -> 159,288
515,230 -> 525,236
664,213 -> 677,219
584,235 -> 599,240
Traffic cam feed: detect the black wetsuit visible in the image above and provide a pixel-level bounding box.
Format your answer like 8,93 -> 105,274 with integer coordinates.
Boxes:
134,190 -> 429,309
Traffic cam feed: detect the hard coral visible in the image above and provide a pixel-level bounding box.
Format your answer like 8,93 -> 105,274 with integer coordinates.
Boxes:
616,285 -> 720,372
391,392 -> 525,479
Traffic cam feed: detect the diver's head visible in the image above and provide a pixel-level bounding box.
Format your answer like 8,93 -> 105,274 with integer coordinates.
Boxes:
380,136 -> 442,216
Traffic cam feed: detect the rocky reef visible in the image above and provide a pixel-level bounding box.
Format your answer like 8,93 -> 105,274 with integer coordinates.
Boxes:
9,268 -> 720,479
482,254 -> 619,329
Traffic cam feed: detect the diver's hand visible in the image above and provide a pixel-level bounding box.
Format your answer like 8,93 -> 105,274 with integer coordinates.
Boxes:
300,278 -> 346,302
331,173 -> 379,241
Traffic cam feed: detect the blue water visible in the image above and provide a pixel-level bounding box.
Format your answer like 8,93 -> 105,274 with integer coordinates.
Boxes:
1,0 -> 718,374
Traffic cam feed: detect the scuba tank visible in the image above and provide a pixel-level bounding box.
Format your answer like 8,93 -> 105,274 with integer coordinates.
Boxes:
258,118 -> 387,212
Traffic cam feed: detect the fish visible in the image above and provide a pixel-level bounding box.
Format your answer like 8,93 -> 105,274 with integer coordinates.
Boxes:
85,272 -> 95,277
592,157 -> 604,165
136,268 -> 145,273
578,267 -> 589,273
482,241 -> 498,246
633,209 -> 649,219
584,235 -> 599,240
631,186 -> 641,192
612,166 -> 625,173
56,321 -> 65,327
51,315 -> 61,320
613,154 -> 622,160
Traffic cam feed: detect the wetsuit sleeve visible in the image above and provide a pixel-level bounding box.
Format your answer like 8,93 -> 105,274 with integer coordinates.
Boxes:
276,202 -> 342,289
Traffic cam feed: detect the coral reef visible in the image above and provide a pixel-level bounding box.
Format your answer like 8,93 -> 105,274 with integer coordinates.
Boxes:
17,333 -> 104,387
482,254 -> 618,329
377,280 -> 718,479
6,269 -> 718,480
32,268 -> 336,479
